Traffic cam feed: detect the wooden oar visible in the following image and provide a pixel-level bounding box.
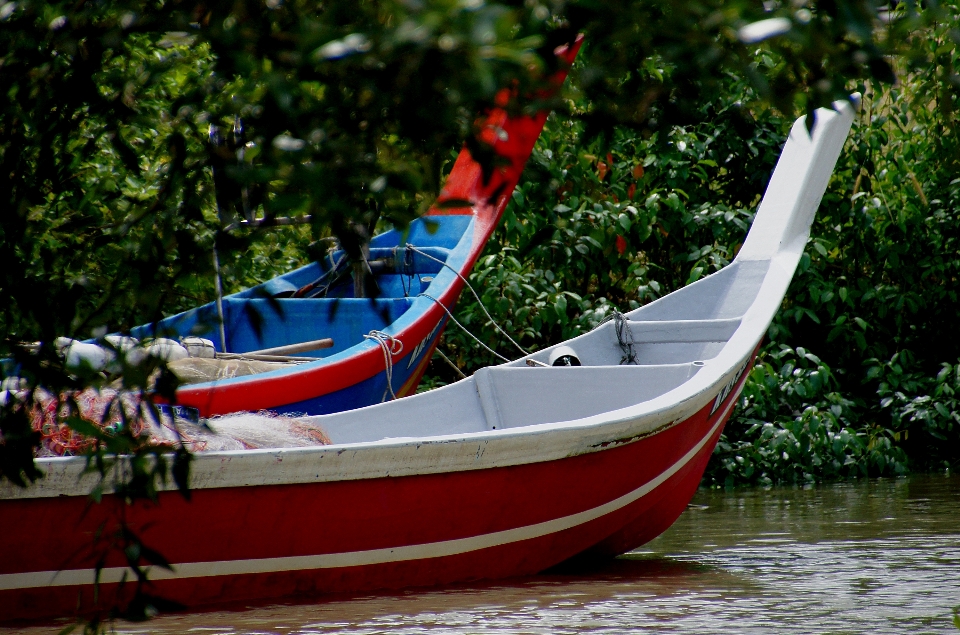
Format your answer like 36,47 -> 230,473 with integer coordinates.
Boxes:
213,337 -> 335,363
246,338 -> 334,356
213,353 -> 317,363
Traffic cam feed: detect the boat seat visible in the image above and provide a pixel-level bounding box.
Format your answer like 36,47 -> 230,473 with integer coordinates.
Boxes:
378,245 -> 452,275
473,364 -> 702,430
567,317 -> 743,366
518,318 -> 743,368
624,318 -> 741,343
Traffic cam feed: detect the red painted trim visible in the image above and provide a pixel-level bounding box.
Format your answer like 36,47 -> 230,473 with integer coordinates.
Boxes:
0,344 -> 753,623
174,36 -> 583,416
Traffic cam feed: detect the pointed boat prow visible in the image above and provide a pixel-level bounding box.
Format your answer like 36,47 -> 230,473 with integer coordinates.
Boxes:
737,97 -> 858,263
0,99 -> 859,621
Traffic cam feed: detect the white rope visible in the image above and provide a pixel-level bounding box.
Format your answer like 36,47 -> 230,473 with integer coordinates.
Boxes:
363,330 -> 404,401
405,245 -> 528,357
419,293 -> 511,363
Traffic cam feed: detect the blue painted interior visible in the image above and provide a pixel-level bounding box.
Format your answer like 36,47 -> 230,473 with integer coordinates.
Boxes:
129,214 -> 474,401
221,297 -> 415,357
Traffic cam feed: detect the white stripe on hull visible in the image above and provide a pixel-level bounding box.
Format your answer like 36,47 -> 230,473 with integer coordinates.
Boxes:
0,396 -> 735,592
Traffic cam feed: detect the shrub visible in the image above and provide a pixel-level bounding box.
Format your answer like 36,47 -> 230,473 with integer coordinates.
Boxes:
428,36 -> 960,482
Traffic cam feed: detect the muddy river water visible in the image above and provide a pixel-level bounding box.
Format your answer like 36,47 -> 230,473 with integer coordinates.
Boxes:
11,474 -> 960,634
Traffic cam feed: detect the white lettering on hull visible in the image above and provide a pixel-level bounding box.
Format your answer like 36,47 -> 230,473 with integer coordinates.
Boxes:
709,358 -> 749,415
407,318 -> 444,369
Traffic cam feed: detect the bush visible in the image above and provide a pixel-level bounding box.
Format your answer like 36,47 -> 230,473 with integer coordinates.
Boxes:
435,67 -> 786,371
428,32 -> 960,482
704,345 -> 909,487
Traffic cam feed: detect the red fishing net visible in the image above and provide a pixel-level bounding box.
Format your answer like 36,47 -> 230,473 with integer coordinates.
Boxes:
8,389 -> 331,457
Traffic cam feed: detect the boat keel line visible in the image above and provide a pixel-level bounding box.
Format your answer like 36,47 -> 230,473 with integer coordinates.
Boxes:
1,396 -> 737,592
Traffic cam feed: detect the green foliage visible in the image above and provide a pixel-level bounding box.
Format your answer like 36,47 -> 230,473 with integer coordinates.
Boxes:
429,4 -> 960,485
1,12 -> 218,341
194,0 -> 570,254
0,0 -> 558,348
745,26 -> 960,480
435,67 -> 786,369
704,345 -> 909,487
704,53 -> 960,483
0,0 -> 926,349
0,0 -> 956,624
565,0 -> 905,134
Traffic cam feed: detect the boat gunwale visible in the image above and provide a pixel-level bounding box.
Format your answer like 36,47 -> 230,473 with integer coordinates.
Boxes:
169,214 -> 479,388
1,266 -> 770,500
1,99 -> 857,501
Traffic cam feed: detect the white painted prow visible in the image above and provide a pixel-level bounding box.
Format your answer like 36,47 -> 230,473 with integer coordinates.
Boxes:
737,97 -> 858,261
2,99 -> 859,499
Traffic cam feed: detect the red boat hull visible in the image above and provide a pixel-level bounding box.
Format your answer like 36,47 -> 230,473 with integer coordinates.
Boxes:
0,355 -> 749,623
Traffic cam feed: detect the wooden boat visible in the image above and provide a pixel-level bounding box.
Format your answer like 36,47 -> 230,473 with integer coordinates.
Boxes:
128,40 -> 581,418
0,100 -> 855,622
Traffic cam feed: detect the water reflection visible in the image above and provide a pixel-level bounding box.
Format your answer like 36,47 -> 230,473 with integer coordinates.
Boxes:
11,474 -> 960,634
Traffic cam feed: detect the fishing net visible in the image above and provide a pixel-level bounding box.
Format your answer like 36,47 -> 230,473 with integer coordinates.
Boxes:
26,388 -> 157,457
11,388 -> 331,457
180,412 -> 333,451
167,357 -> 294,385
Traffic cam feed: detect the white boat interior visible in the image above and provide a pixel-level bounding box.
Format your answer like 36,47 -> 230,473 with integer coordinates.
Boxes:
0,100 -> 856,503
313,99 -> 856,446
316,259 -> 766,443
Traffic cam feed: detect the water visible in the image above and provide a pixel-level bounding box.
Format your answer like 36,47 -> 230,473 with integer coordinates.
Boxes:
12,474 -> 960,634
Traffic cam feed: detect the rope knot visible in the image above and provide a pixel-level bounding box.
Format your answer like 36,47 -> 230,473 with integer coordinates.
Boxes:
598,309 -> 638,365
364,330 -> 404,400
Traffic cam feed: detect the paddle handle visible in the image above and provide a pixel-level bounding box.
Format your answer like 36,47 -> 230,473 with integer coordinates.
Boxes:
214,352 -> 317,363
244,338 -> 335,357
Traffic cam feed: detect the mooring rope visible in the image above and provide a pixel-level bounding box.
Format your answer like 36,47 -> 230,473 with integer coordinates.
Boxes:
434,347 -> 468,379
418,293 -> 511,363
597,309 -> 638,365
295,252 -> 346,298
405,245 -> 528,357
363,330 -> 404,401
